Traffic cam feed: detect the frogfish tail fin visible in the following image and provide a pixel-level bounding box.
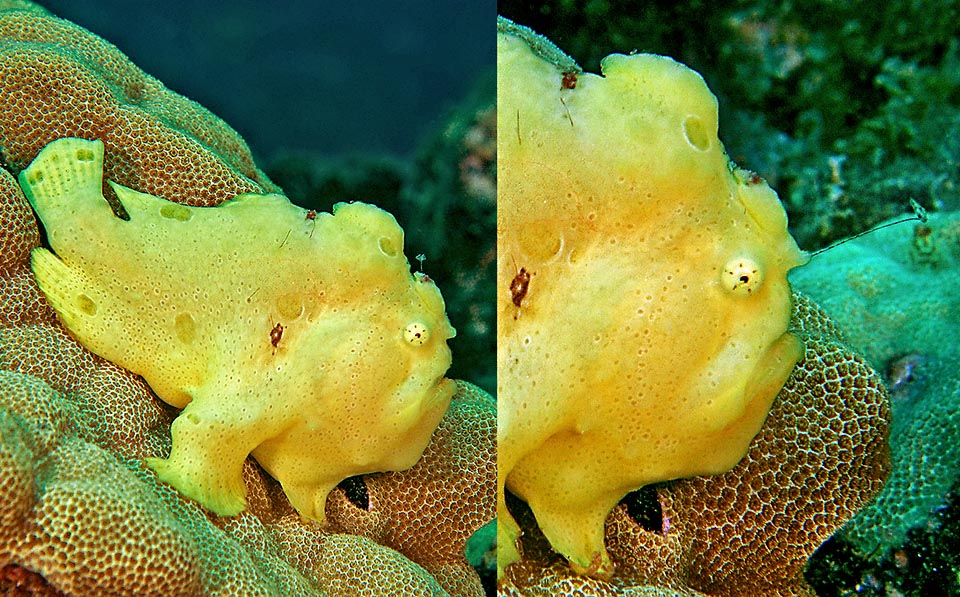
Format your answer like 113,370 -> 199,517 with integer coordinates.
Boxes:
18,138 -> 111,226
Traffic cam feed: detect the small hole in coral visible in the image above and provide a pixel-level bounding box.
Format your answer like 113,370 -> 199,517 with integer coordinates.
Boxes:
621,484 -> 664,534
336,476 -> 370,510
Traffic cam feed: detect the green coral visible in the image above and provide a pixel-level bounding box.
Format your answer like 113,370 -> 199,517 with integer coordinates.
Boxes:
790,212 -> 960,587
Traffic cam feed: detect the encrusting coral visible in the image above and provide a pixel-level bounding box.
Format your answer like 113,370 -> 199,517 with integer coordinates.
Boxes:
0,2 -> 494,596
497,17 -> 890,596
0,0 -> 277,207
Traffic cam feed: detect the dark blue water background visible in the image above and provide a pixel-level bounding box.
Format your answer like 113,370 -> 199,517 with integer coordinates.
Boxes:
40,1 -> 494,162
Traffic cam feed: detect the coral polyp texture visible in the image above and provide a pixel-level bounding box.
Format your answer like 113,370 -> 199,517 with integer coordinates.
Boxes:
496,17 -> 891,596
0,0 -> 277,207
0,2 -> 493,596
497,17 -> 807,579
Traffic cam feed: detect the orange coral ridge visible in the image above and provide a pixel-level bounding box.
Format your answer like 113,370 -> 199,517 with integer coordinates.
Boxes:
500,295 -> 890,596
0,2 -> 494,596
